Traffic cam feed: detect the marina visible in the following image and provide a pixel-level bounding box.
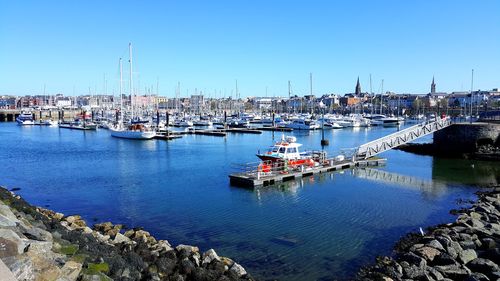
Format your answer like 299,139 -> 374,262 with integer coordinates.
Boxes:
1,120 -> 497,280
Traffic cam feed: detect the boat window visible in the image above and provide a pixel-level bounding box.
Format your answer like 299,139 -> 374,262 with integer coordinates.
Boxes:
271,147 -> 279,153
288,147 -> 297,153
279,147 -> 286,153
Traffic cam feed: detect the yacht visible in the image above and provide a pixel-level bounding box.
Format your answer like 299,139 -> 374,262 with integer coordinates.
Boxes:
109,44 -> 156,140
16,112 -> 35,125
286,119 -> 320,130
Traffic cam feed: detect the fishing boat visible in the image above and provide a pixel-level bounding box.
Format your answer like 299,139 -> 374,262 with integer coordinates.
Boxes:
110,44 -> 156,140
16,112 -> 35,125
256,135 -> 325,170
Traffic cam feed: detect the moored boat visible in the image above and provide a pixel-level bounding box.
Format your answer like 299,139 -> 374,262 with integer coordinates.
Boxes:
16,112 -> 35,125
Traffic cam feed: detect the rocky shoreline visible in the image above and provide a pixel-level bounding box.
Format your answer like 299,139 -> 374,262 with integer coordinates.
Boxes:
0,186 -> 253,281
357,187 -> 500,281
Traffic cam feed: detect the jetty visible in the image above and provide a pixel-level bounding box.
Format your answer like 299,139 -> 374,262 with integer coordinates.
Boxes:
229,117 -> 454,188
229,158 -> 386,187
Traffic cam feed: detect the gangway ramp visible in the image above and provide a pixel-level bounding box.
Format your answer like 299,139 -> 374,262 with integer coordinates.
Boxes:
356,117 -> 452,160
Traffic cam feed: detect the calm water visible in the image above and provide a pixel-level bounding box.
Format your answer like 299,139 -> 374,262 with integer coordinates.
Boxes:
1,122 -> 498,280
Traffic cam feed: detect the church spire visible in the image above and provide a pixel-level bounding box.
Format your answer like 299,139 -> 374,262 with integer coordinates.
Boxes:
431,76 -> 436,94
355,77 -> 361,95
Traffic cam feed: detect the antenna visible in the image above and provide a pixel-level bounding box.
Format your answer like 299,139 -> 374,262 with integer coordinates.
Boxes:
310,73 -> 313,96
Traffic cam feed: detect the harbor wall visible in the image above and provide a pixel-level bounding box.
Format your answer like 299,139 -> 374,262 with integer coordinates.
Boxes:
433,123 -> 500,154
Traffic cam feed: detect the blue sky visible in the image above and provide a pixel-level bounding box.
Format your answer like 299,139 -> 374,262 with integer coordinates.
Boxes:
1,1 -> 498,97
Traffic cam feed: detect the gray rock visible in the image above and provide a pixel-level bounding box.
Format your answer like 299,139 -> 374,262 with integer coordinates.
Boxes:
468,258 -> 499,276
460,239 -> 477,250
0,214 -> 17,227
112,232 -> 131,244
57,261 -> 82,281
202,249 -> 221,265
427,239 -> 446,251
435,264 -> 471,280
481,238 -> 496,250
2,255 -> 34,281
415,246 -> 441,262
229,262 -> 247,277
458,249 -> 477,264
465,272 -> 490,281
180,258 -> 195,275
0,229 -> 27,256
428,267 -> 444,280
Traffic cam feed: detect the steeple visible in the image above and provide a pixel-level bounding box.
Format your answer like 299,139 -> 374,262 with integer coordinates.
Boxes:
355,77 -> 361,95
431,76 -> 436,94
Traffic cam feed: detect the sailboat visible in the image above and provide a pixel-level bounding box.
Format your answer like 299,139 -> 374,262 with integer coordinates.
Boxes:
110,43 -> 156,140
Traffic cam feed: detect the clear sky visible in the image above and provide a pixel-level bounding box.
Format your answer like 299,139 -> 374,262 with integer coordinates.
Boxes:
1,0 -> 499,97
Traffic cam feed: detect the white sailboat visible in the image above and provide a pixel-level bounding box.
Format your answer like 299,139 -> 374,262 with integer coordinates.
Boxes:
110,44 -> 156,140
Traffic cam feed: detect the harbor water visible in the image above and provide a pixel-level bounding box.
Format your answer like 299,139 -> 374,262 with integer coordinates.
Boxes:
0,123 -> 498,280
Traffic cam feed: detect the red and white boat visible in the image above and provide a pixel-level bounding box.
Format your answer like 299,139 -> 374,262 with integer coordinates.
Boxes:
256,136 -> 318,168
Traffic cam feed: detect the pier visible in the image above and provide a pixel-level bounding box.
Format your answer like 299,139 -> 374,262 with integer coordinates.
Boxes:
229,117 -> 459,188
229,158 -> 386,187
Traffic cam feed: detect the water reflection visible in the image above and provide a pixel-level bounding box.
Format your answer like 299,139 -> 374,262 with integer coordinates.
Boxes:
352,168 -> 448,197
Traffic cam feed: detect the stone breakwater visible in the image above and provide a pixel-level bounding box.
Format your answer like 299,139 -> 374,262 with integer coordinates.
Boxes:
357,187 -> 500,281
0,186 -> 253,281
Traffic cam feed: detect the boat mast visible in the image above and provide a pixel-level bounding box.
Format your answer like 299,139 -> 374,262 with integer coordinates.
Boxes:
129,43 -> 134,120
119,58 -> 123,125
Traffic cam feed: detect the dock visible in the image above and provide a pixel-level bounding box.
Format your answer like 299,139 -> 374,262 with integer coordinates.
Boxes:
154,133 -> 183,140
257,127 -> 293,132
226,128 -> 262,134
229,158 -> 386,188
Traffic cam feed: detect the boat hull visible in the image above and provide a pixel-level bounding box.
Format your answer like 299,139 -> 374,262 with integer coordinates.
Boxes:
110,129 -> 156,139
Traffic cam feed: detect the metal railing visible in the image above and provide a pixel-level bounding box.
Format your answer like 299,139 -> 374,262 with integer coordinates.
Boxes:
355,117 -> 452,160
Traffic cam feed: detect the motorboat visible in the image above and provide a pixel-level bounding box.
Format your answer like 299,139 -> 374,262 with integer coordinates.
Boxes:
110,123 -> 156,139
16,112 -> 35,125
286,119 -> 320,130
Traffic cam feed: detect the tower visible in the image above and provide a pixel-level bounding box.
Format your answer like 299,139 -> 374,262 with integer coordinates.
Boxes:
355,77 -> 361,95
431,76 -> 436,94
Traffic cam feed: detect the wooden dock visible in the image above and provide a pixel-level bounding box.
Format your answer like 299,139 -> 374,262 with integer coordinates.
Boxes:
226,128 -> 263,134
229,158 -> 386,188
257,127 -> 293,132
154,133 -> 183,140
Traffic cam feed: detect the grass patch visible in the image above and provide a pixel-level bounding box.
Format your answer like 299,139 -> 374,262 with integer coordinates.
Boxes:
54,244 -> 79,255
84,262 -> 110,275
70,253 -> 88,263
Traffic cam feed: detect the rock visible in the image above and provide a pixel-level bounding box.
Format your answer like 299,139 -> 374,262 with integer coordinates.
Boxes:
65,215 -> 81,224
427,239 -> 446,251
123,229 -> 135,238
446,241 -> 463,259
467,258 -> 499,276
458,249 -> 477,264
230,262 -> 247,277
2,255 -> 34,281
0,203 -> 20,223
460,239 -> 477,250
469,218 -> 485,228
93,222 -> 113,233
0,214 -> 18,227
176,244 -> 199,259
435,264 -> 471,280
203,249 -> 221,265
0,229 -> 27,256
481,238 -> 496,250
82,227 -> 93,234
180,258 -> 195,275
415,246 -> 441,262
58,261 -> 82,281
465,272 -> 490,281
156,257 -> 176,276
428,267 -> 444,280
112,232 -> 131,244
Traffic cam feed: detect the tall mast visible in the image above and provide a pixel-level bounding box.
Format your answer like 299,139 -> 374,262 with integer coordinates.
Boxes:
370,74 -> 373,114
119,58 -> 123,123
380,79 -> 384,114
309,73 -> 313,96
129,43 -> 134,119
